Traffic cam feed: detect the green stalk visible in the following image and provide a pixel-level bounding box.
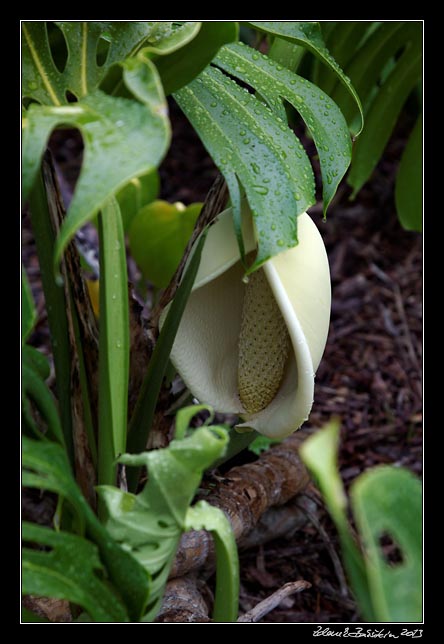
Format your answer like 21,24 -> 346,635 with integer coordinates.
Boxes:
28,169 -> 74,468
97,198 -> 129,494
268,36 -> 305,72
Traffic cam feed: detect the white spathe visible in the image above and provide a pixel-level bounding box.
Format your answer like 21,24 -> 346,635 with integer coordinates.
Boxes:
161,205 -> 331,438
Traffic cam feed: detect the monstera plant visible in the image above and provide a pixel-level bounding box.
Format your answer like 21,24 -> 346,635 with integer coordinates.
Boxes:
23,21 -> 420,623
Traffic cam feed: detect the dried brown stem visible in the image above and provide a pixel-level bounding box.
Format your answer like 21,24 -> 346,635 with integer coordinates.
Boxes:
238,581 -> 311,622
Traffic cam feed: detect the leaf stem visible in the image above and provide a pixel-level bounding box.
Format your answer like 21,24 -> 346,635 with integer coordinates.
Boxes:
28,169 -> 74,468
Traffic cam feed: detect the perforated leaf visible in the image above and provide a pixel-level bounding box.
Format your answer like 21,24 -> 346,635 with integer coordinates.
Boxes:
176,42 -> 352,272
215,42 -> 352,217
22,55 -> 170,269
176,67 -> 314,272
98,412 -> 231,621
248,21 -> 363,135
22,437 -> 150,621
351,467 -> 422,622
22,522 -> 128,622
22,21 -> 175,105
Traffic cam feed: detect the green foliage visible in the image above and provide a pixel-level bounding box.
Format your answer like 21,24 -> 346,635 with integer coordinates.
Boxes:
248,21 -> 364,136
97,198 -> 129,489
98,407 -> 238,622
22,437 -> 151,621
176,36 -> 355,272
21,268 -> 36,343
395,115 -> 422,231
128,200 -> 202,288
300,421 -> 422,622
126,230 -> 208,487
22,522 -> 129,622
116,170 -> 159,233
154,22 -> 239,95
352,467 -> 422,622
318,21 -> 422,231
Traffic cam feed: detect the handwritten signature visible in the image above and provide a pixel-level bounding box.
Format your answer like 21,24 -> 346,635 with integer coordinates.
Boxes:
313,627 -> 423,638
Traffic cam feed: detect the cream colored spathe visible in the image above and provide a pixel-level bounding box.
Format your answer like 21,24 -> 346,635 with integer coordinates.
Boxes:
161,205 -> 331,438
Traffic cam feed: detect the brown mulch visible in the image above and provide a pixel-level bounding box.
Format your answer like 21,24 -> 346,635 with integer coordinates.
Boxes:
22,98 -> 422,623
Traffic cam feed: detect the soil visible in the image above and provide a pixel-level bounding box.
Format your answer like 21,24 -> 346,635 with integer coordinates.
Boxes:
22,98 -> 422,623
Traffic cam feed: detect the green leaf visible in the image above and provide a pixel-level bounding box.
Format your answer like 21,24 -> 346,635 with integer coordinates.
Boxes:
128,200 -> 202,288
22,522 -> 128,622
215,42 -> 352,218
22,57 -> 170,270
351,467 -> 422,622
299,421 -> 375,620
185,501 -> 239,622
140,21 -> 201,56
28,169 -> 74,465
22,345 -> 50,381
348,38 -> 422,197
395,116 -> 422,232
98,418 -> 230,621
315,22 -> 370,95
116,170 -> 159,233
22,267 -> 36,343
126,229 -> 208,485
22,437 -> 150,621
22,21 -> 170,105
175,66 -> 315,272
155,21 -> 239,96
22,364 -> 65,445
97,198 -> 129,489
248,21 -> 363,136
330,22 -> 417,127
248,435 -> 281,456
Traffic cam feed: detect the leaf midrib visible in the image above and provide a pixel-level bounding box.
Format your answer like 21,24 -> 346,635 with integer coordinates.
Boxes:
22,23 -> 62,106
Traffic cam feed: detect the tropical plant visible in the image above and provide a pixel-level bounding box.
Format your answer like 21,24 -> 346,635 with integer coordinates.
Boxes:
313,21 -> 423,231
300,421 -> 422,622
21,20 -> 419,623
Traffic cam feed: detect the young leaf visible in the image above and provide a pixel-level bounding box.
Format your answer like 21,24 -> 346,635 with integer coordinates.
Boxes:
348,39 -> 422,197
97,198 -> 129,488
154,21 -> 239,96
395,116 -> 422,232
22,267 -> 36,343
185,501 -> 239,622
98,419 -> 230,621
22,437 -> 150,621
247,21 -> 363,136
351,467 -> 422,622
22,522 -> 129,622
299,421 -> 375,621
215,42 -> 352,217
175,66 -> 315,273
116,170 -> 159,233
128,200 -> 202,288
